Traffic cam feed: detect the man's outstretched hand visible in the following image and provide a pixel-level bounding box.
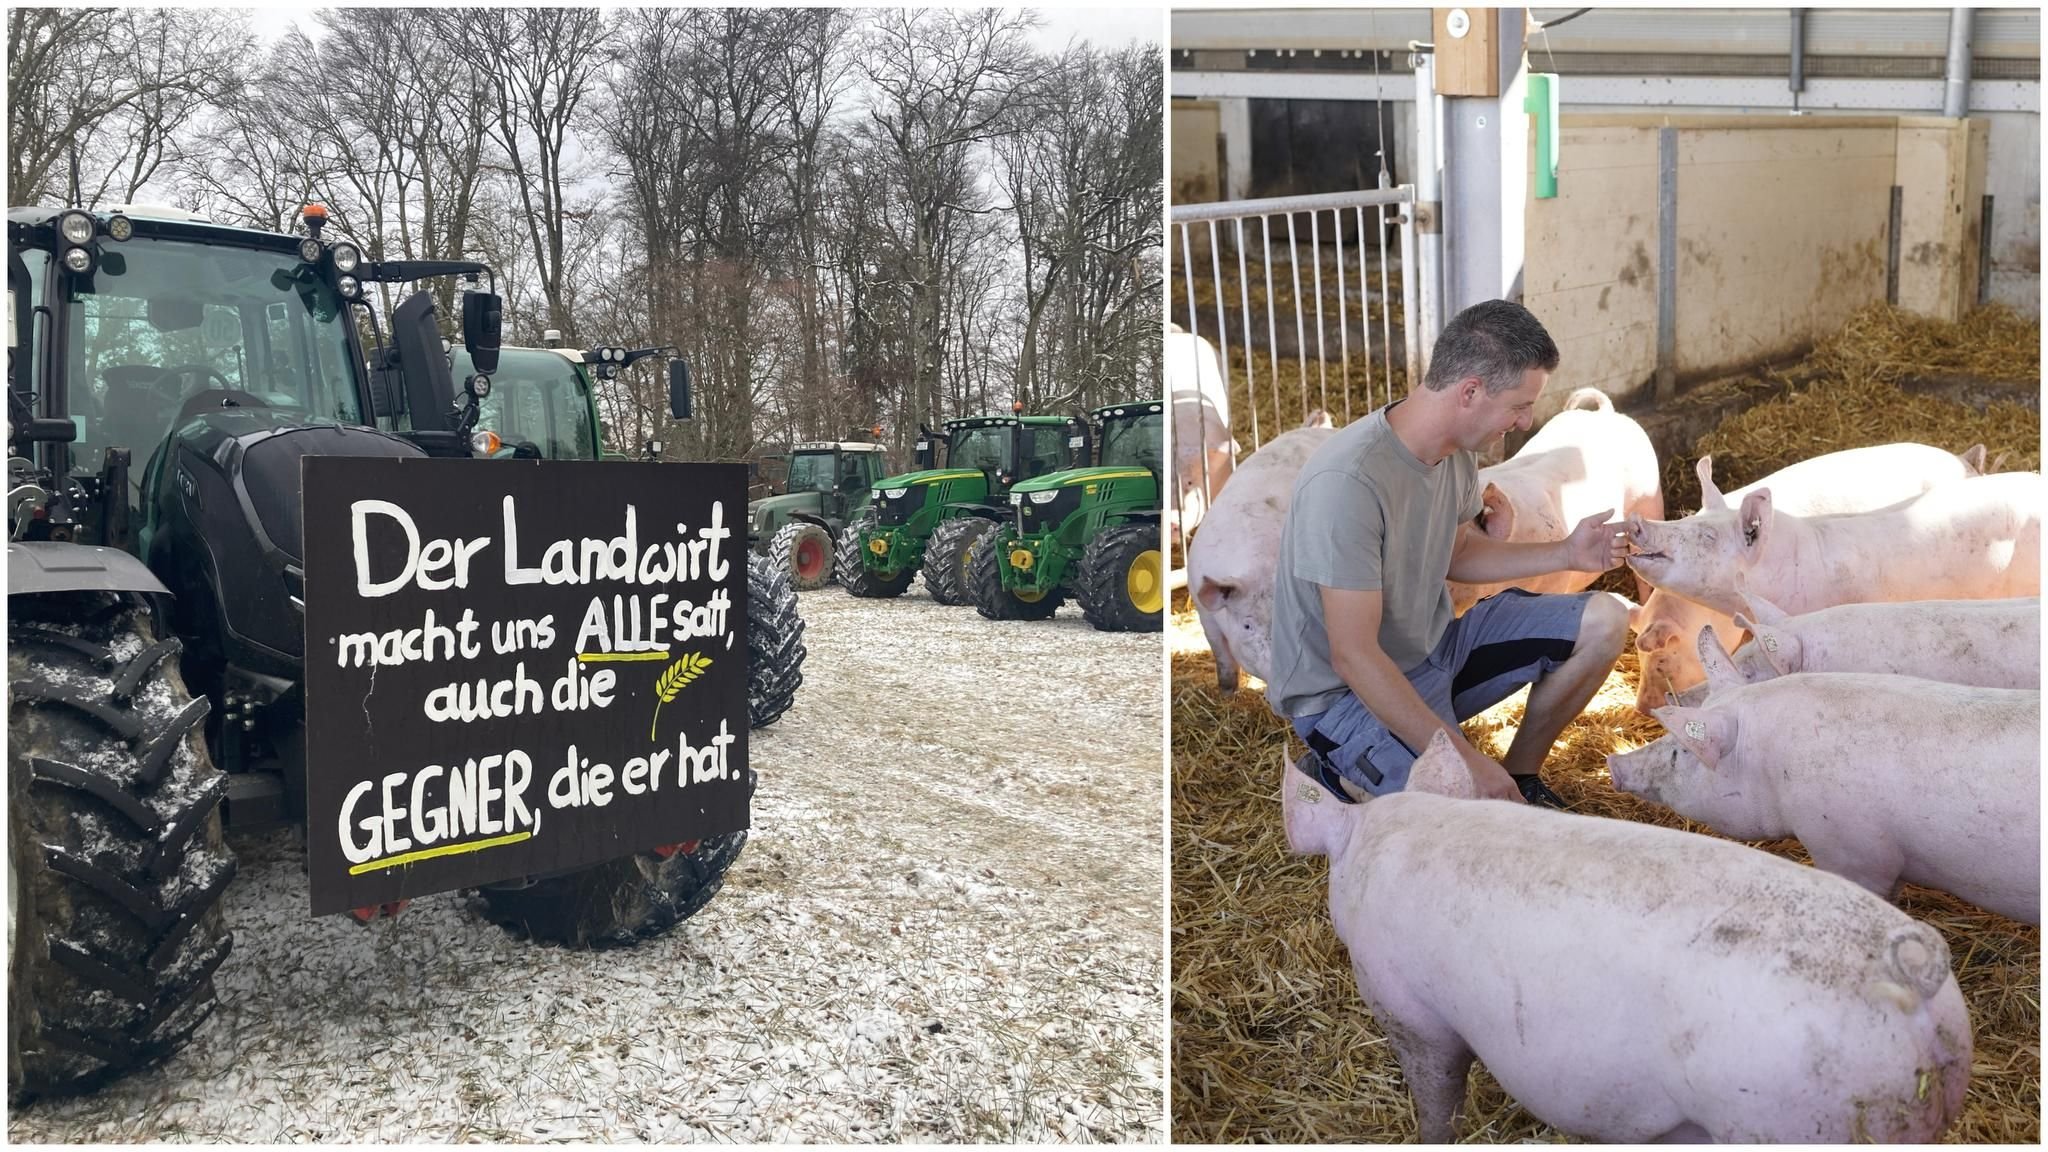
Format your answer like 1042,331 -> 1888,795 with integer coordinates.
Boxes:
1563,508 -> 1630,574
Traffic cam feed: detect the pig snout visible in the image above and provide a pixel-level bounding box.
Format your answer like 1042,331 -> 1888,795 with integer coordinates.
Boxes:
1213,644 -> 1242,694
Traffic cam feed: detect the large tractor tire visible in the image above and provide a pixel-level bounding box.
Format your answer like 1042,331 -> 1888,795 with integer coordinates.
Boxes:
8,593 -> 234,1102
1077,522 -> 1165,633
769,521 -> 834,592
836,512 -> 913,598
968,532 -> 1065,622
475,831 -> 749,948
921,517 -> 995,606
747,552 -> 807,728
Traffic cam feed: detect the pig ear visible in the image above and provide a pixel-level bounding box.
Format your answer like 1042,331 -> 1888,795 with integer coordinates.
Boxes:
1695,625 -> 1745,694
1960,444 -> 1987,476
1652,706 -> 1735,769
1734,614 -> 1800,675
1407,730 -> 1477,800
1479,483 -> 1515,540
1194,576 -> 1234,612
1635,619 -> 1677,652
1696,456 -> 1727,511
1736,488 -> 1773,559
1740,590 -> 1790,628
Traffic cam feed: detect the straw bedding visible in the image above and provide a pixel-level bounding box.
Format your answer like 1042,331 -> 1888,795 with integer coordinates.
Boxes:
1170,304 -> 2041,1143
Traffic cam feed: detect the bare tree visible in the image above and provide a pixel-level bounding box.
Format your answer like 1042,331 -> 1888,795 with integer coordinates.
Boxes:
8,8 -> 248,205
438,8 -> 612,342
852,9 -> 1051,432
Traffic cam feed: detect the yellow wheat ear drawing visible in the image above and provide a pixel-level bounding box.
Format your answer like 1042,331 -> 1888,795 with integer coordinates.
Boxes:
650,652 -> 712,740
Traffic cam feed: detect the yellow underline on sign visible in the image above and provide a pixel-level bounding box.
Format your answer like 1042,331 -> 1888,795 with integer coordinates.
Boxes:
578,650 -> 671,663
348,831 -> 533,875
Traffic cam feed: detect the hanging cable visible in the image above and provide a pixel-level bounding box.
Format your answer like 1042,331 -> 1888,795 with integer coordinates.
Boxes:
1530,8 -> 1592,30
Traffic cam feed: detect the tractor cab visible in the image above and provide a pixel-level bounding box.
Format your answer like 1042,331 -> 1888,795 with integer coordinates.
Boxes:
1092,401 -> 1165,474
7,202 -> 499,792
927,414 -> 1082,491
453,345 -> 602,460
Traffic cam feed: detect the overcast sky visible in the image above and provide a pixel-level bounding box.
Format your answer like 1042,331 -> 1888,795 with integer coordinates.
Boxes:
247,7 -> 1162,51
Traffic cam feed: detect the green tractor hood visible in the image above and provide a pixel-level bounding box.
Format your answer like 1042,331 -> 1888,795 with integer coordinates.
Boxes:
1008,466 -> 1157,496
874,466 -> 986,490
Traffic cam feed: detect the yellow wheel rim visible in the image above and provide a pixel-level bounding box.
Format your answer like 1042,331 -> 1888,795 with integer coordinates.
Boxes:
1126,548 -> 1163,614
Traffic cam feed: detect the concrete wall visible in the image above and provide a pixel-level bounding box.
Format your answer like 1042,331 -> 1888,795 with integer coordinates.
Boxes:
1896,117 -> 1989,322
1171,100 -> 1223,205
1524,115 -> 1914,418
1170,76 -> 2039,315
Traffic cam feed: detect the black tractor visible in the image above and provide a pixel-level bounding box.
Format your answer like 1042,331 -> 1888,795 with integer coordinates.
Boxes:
4,204 -> 799,1101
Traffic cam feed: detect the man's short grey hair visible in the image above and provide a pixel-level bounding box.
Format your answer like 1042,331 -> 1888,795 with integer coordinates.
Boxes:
1421,299 -> 1560,395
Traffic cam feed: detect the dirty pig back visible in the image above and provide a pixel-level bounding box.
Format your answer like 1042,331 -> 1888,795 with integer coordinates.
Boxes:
301,457 -> 749,915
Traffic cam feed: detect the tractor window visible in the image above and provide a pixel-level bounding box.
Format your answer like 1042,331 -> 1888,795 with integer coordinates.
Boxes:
1024,425 -> 1068,478
836,452 -> 869,491
949,426 -> 1009,472
23,250 -> 46,405
62,236 -> 358,484
784,452 -> 834,493
1101,413 -> 1164,472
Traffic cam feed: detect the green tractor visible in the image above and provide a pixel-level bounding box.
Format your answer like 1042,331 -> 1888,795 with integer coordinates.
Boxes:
747,440 -> 889,592
970,400 -> 1164,631
449,344 -> 609,461
837,413 -> 1086,602
450,341 -> 808,730
2,205 -> 785,1100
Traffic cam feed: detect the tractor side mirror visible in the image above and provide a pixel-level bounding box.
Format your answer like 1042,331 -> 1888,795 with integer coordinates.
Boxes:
462,290 -> 501,375
393,291 -> 458,434
668,357 -> 692,420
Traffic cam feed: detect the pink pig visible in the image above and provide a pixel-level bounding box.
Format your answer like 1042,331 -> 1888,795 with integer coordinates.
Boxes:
1168,330 -> 1238,543
1188,417 -> 1335,692
1449,388 -> 1664,614
1626,470 -> 2037,621
1630,445 -> 1983,713
1722,593 -> 2040,692
1283,729 -> 1970,1142
1611,627 -> 2040,924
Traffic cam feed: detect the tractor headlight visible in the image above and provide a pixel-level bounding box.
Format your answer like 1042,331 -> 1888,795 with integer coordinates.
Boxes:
1027,489 -> 1059,505
337,275 -> 361,299
105,214 -> 133,242
298,237 -> 323,264
466,373 -> 492,399
471,430 -> 502,455
883,487 -> 907,499
330,242 -> 361,273
1010,492 -> 1023,506
61,247 -> 93,274
58,211 -> 95,246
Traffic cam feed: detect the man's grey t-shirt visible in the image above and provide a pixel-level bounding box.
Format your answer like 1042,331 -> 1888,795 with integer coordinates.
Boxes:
1266,403 -> 1481,719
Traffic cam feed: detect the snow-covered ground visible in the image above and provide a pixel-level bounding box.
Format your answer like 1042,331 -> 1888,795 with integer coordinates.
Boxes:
10,587 -> 1166,1143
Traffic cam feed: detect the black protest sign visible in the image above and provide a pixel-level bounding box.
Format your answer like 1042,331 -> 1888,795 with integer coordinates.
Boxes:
301,457 -> 749,916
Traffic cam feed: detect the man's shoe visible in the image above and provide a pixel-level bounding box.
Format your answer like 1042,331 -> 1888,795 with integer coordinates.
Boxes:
1514,772 -> 1570,810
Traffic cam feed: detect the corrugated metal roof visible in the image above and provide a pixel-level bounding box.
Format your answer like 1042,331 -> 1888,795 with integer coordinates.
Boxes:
1173,8 -> 2038,59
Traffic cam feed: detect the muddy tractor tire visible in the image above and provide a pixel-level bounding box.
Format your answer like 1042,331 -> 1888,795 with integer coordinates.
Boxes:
836,512 -> 913,599
920,517 -> 995,607
769,521 -> 834,592
968,531 -> 1065,621
8,594 -> 234,1102
747,551 -> 807,728
1077,522 -> 1165,633
475,831 -> 749,948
